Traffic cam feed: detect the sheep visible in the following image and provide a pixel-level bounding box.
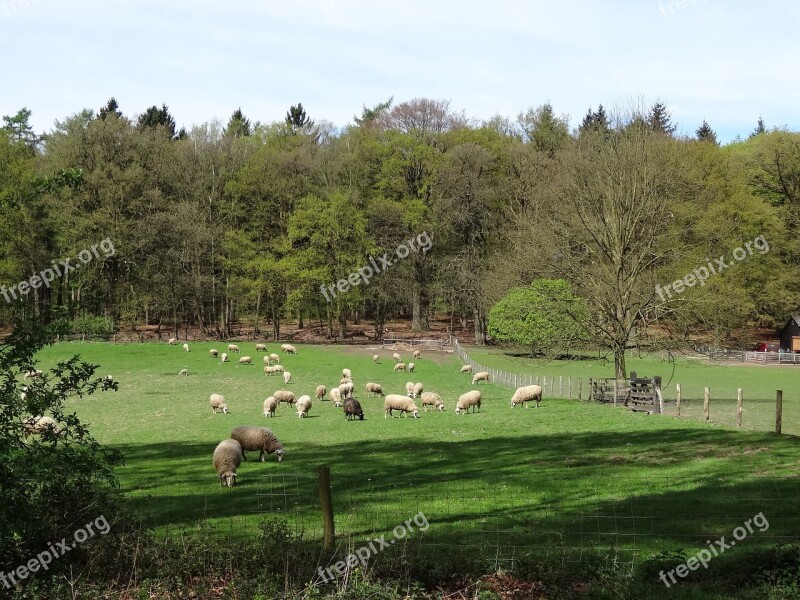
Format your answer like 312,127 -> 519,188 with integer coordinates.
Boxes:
273,390 -> 296,405
373,354 -> 380,363
264,366 -> 275,376
256,343 -> 267,352
228,344 -> 240,353
178,368 -> 188,376
420,392 -> 444,412
460,365 -> 473,374
23,369 -> 43,379
344,398 -> 364,421
283,371 -> 292,384
342,368 -> 352,379
210,394 -> 230,414
210,349 -> 219,358
239,356 -> 253,365
221,352 -> 229,363
281,344 -> 297,354
213,439 -> 243,487
329,387 -> 342,406
339,377 -> 352,385
338,381 -> 354,398
168,337 -> 176,345
263,355 -> 271,366
394,363 -> 407,373
472,371 -> 490,384
510,385 -> 543,409
296,395 -> 312,418
103,375 -> 114,384
392,353 -> 402,363
413,350 -> 421,359
22,415 -> 61,439
405,381 -> 415,397
316,385 -> 327,401
408,362 -> 415,373
413,382 -> 424,398
183,343 -> 190,352
455,390 -> 482,415
231,425 -> 284,462
263,396 -> 278,417
269,353 -> 280,362
365,382 -> 384,397
384,394 -> 419,419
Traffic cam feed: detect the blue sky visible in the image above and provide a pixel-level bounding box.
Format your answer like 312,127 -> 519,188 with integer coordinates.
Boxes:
1,0 -> 797,143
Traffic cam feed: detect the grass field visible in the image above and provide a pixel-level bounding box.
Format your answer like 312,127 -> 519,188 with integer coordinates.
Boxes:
31,341 -> 800,577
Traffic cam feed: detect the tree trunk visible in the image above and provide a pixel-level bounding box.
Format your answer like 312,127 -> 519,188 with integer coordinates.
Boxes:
614,345 -> 627,379
412,286 -> 428,331
298,310 -> 304,329
473,308 -> 487,345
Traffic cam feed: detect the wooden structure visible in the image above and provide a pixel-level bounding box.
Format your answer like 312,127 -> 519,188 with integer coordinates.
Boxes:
779,315 -> 800,352
589,372 -> 662,414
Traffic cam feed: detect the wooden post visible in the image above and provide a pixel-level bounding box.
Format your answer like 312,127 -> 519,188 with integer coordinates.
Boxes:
559,376 -> 563,398
613,379 -> 618,407
736,389 -> 743,428
318,465 -> 335,551
776,390 -> 783,434
568,377 -> 572,400
703,387 -> 710,421
579,378 -> 583,401
588,378 -> 593,402
676,384 -> 682,417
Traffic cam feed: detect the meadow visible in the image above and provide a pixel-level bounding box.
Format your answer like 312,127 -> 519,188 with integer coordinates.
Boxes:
32,340 -> 800,582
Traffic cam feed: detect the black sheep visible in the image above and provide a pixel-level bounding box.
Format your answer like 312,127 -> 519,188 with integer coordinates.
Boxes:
344,398 -> 364,421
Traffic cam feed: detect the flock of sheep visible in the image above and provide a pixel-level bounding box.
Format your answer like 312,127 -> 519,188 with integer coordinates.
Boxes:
170,340 -> 545,487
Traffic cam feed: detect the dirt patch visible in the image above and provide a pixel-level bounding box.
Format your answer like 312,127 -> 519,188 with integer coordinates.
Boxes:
327,344 -> 456,366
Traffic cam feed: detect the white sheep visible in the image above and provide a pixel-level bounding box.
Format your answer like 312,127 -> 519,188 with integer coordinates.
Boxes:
168,338 -> 176,345
239,356 -> 253,365
412,382 -> 424,398
281,344 -> 297,354
394,363 -> 407,373
405,381 -> 415,397
339,377 -> 352,385
221,352 -> 229,363
269,353 -> 280,362
342,368 -> 352,379
182,343 -> 190,352
255,343 -> 267,352
455,390 -> 482,415
338,381 -> 354,398
420,392 -> 444,412
413,350 -> 421,359
273,390 -> 296,405
23,369 -> 43,379
283,371 -> 292,384
408,362 -> 415,373
210,394 -> 230,414
384,394 -> 419,419
272,365 -> 285,373
213,439 -> 243,487
231,426 -> 284,462
316,385 -> 327,401
22,415 -> 61,439
263,396 -> 278,417
392,353 -> 402,363
329,388 -> 342,407
263,355 -> 271,366
228,344 -> 240,353
178,368 -> 188,376
296,395 -> 313,418
365,382 -> 384,397
264,366 -> 276,376
472,371 -> 490,384
460,365 -> 473,374
373,354 -> 380,363
210,349 -> 219,358
510,385 -> 543,408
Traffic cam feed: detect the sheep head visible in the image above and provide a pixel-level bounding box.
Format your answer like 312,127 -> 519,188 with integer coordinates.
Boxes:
219,471 -> 237,487
275,449 -> 284,462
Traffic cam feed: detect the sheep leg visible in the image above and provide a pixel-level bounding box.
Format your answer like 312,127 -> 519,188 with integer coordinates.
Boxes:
241,450 -> 248,461
259,451 -> 266,462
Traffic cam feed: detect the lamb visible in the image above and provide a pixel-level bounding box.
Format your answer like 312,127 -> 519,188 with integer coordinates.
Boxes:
316,385 -> 327,401
413,350 -> 421,359
412,382 -> 424,398
296,395 -> 313,418
283,371 -> 292,384
408,362 -> 415,373
460,365 -> 473,374
269,353 -> 280,362
420,392 -> 444,412
455,390 -> 482,415
255,343 -> 267,352
213,439 -> 243,487
210,349 -> 219,358
263,396 -> 278,417
365,382 -> 384,397
392,353 -> 402,363
329,387 -> 342,406
264,366 -> 275,376
239,356 -> 253,365
344,398 -> 364,421
273,390 -> 296,405
472,371 -> 490,384
178,368 -> 188,376
221,352 -> 229,363
263,355 -> 271,366
510,385 -> 543,409
22,415 -> 61,439
210,394 -> 230,414
405,381 -> 415,397
168,337 -> 176,345
373,354 -> 380,363
394,363 -> 407,372
338,381 -> 354,398
228,344 -> 240,353
342,368 -> 352,379
183,343 -> 190,352
281,344 -> 297,354
384,394 -> 419,419
230,425 -> 284,462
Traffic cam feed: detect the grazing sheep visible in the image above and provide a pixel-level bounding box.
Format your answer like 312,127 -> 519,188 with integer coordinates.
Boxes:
339,377 -> 352,385
394,363 -> 407,373
256,343 -> 267,352
210,394 -> 230,414
263,355 -> 271,366
373,354 -> 380,363
272,365 -> 285,373
22,415 -> 61,439
413,350 -> 421,359
421,392 -> 444,412
210,349 -> 219,358
342,368 -> 352,379
283,371 -> 292,384
281,344 -> 297,354
365,382 -> 384,397
221,352 -> 229,363
344,398 -> 364,421
103,375 -> 114,384
384,394 -> 419,419
269,353 -> 280,362
460,365 -> 473,374
273,390 -> 296,405
231,425 -> 284,462
183,343 -> 190,352
405,381 -> 415,397
329,387 -> 342,406
168,338 -> 176,345
23,369 -> 43,379
412,383 -> 424,398
239,356 -> 253,365
472,371 -> 490,384
263,396 -> 278,417
296,395 -> 312,418
228,344 -> 240,353
213,439 -> 243,487
338,381 -> 354,398
264,366 -> 275,376
510,385 -> 543,409
392,353 -> 402,363
316,385 -> 327,401
455,390 -> 482,415
178,368 -> 188,376
408,362 -> 415,373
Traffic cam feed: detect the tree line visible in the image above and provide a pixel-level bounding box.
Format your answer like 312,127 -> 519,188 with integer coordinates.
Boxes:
1,98 -> 797,375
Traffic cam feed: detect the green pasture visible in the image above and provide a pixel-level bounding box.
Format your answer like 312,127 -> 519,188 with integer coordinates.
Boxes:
29,341 -> 800,571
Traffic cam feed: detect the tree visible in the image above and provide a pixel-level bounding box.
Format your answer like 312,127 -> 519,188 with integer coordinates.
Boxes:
518,103 -> 570,156
138,104 -> 178,139
648,101 -> 676,136
488,279 -> 587,355
285,102 -> 313,133
750,116 -> 766,138
696,120 -> 718,145
98,97 -> 122,121
2,108 -> 39,149
578,104 -> 610,137
225,108 -> 251,138
354,97 -> 393,126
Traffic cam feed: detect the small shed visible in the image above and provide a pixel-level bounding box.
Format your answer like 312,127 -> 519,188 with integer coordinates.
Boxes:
779,316 -> 800,351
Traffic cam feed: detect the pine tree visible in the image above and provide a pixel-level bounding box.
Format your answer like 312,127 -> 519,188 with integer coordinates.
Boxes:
98,97 -> 122,121
137,104 -> 178,139
225,108 -> 251,138
749,116 -> 766,139
648,101 -> 676,135
354,97 -> 393,126
696,120 -> 718,145
578,105 -> 610,137
285,103 -> 313,133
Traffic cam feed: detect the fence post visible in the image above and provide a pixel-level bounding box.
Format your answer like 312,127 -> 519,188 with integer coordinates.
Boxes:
568,377 -> 572,400
613,379 -> 618,407
583,378 -> 587,401
559,376 -> 563,398
318,465 -> 335,551
676,384 -> 681,417
703,387 -> 710,421
736,389 -> 743,428
776,390 -> 783,434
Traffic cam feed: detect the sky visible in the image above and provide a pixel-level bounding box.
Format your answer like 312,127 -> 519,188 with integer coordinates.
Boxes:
1,0 -> 797,143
